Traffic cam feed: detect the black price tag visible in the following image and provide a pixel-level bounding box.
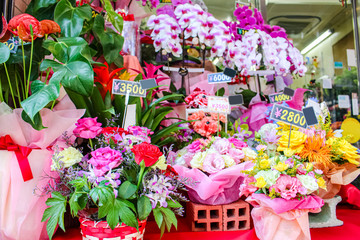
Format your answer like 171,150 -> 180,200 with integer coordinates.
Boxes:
223,67 -> 237,78
229,95 -> 244,105
302,107 -> 318,126
283,87 -> 295,97
139,78 -> 157,90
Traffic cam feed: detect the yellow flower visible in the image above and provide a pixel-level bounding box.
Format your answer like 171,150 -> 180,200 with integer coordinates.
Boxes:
153,155 -> 168,170
305,162 -> 313,171
259,159 -> 271,169
317,177 -> 327,190
51,147 -> 83,171
223,155 -> 236,168
273,162 -> 289,172
277,130 -> 307,155
327,138 -> 360,165
255,176 -> 267,188
243,147 -> 257,161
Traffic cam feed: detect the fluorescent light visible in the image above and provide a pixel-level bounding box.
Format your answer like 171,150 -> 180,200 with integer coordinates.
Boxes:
301,29 -> 334,55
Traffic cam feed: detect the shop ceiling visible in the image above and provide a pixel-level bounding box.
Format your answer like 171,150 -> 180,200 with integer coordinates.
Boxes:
203,0 -> 352,50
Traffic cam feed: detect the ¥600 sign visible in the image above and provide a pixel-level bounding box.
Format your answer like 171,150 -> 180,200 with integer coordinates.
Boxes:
270,104 -> 307,129
112,80 -> 146,97
207,73 -> 232,84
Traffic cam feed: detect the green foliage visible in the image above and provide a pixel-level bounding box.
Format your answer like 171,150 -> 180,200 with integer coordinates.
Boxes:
137,196 -> 152,220
0,43 -> 10,64
153,207 -> 178,236
117,181 -> 137,199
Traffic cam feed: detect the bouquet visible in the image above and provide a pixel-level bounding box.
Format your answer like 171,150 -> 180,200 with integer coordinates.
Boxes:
173,136 -> 255,205
41,118 -> 186,239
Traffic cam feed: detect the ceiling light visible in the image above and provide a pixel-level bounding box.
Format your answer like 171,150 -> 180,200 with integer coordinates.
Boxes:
301,29 -> 334,55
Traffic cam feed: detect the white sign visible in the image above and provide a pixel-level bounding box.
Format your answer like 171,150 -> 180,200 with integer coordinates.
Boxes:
124,104 -> 136,129
347,49 -> 357,67
207,96 -> 230,114
352,93 -> 359,115
338,95 -> 350,109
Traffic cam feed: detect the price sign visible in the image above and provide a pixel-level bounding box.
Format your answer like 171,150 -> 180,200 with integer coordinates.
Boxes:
269,93 -> 292,103
4,38 -> 19,53
208,96 -> 230,114
208,73 -> 232,84
112,80 -> 146,97
270,104 -> 307,129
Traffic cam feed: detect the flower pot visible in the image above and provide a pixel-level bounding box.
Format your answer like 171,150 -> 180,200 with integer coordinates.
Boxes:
79,218 -> 147,240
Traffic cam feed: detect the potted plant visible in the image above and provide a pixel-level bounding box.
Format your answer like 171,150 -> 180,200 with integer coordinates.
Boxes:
41,117 -> 187,239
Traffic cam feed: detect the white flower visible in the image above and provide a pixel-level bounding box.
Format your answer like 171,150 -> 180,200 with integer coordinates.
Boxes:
190,151 -> 208,169
222,155 -> 236,168
296,174 -> 319,194
255,170 -> 280,188
243,147 -> 257,161
51,147 -> 83,171
153,155 -> 168,170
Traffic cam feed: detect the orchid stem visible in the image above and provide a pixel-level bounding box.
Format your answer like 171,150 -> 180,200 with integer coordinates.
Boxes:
26,35 -> 34,98
21,41 -> 27,97
3,63 -> 17,108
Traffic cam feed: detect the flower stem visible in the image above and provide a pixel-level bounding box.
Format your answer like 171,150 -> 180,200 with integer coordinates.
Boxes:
21,41 -> 27,97
0,75 -> 4,102
137,164 -> 146,191
15,73 -> 22,105
26,35 -> 34,98
88,138 -> 94,149
3,63 -> 17,108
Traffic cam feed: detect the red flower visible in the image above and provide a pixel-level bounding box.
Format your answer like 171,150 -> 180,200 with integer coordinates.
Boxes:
38,20 -> 61,37
93,62 -> 125,98
0,16 -> 11,43
102,127 -> 128,143
163,165 -> 178,178
131,142 -> 163,167
8,14 -> 40,42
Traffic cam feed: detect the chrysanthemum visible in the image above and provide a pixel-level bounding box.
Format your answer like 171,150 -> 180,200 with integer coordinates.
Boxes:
298,135 -> 334,170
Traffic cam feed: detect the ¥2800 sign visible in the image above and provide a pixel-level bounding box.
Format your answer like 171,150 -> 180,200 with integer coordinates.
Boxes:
270,104 -> 307,129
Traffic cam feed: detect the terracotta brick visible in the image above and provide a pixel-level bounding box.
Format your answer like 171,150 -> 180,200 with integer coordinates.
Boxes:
186,202 -> 223,231
222,200 -> 250,231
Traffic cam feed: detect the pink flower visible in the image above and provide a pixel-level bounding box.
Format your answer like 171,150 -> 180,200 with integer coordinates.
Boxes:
239,176 -> 258,197
228,138 -> 248,149
212,138 -> 232,154
89,147 -> 123,177
256,144 -> 267,151
73,117 -> 102,139
296,164 -> 307,175
228,148 -> 245,164
202,152 -> 225,174
188,140 -> 203,153
270,175 -> 306,200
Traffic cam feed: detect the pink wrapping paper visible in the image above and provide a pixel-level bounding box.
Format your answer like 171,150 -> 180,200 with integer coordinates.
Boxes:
0,96 -> 85,240
241,94 -> 270,135
247,194 -> 323,240
174,161 -> 254,205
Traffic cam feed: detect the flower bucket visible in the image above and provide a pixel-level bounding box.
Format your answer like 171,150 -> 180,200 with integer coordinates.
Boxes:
80,218 -> 147,240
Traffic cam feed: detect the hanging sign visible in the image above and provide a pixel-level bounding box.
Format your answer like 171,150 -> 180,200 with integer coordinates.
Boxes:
208,96 -> 231,114
112,80 -> 146,97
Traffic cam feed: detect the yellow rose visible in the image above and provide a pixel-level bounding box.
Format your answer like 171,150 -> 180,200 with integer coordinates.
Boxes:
223,155 -> 236,168
190,151 -> 207,169
305,162 -> 313,171
255,176 -> 267,188
277,130 -> 307,155
153,155 -> 168,170
317,177 -> 327,190
273,162 -> 289,172
259,159 -> 271,169
51,147 -> 83,171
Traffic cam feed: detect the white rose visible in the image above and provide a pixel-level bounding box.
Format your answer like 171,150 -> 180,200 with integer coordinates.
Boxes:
296,174 -> 319,194
190,151 -> 208,169
243,147 -> 257,161
222,155 -> 236,168
258,123 -> 278,139
255,170 -> 280,188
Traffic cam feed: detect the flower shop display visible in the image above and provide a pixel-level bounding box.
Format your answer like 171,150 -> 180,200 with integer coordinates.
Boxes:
41,120 -> 186,239
240,143 -> 325,240
173,136 -> 255,205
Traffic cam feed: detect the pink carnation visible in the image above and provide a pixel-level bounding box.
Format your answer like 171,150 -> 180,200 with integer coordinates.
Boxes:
239,176 -> 258,197
270,175 -> 307,200
212,138 -> 232,154
228,138 -> 248,149
89,147 -> 123,177
202,152 -> 225,174
73,117 -> 102,139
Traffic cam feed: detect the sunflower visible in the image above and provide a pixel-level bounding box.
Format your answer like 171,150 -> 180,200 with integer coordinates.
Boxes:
298,135 -> 334,170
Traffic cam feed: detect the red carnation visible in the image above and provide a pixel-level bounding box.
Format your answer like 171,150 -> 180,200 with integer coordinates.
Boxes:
131,142 -> 163,167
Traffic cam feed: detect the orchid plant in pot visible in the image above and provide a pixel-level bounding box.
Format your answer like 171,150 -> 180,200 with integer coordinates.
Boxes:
41,117 -> 187,239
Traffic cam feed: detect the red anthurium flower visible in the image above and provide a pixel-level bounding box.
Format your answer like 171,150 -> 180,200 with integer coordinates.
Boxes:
38,20 -> 61,37
93,62 -> 125,98
8,14 -> 40,42
0,16 -> 11,43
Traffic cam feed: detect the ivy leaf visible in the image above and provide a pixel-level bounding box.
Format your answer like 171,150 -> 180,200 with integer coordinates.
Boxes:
41,192 -> 67,240
54,0 -> 92,37
117,181 -> 137,200
89,181 -> 115,207
137,196 -> 152,220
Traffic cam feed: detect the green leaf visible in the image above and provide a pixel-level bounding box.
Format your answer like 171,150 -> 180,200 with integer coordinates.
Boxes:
0,43 -> 10,64
54,0 -> 92,37
106,198 -> 138,229
149,94 -> 183,108
69,192 -> 87,216
69,176 -> 90,192
160,207 -> 178,230
89,181 -> 115,207
144,105 -> 155,129
137,196 -> 152,220
120,199 -> 136,213
26,0 -> 57,20
153,208 -> 163,229
42,41 -> 68,63
118,181 -> 137,199
166,200 -> 182,208
215,87 -> 225,97
21,111 -> 46,130
60,61 -> 94,96
100,0 -> 123,33
41,192 -> 67,240
151,109 -> 173,131
151,121 -> 187,143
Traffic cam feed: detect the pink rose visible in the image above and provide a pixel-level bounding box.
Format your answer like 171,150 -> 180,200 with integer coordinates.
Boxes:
270,175 -> 307,200
212,138 -> 232,154
183,153 -> 195,167
296,164 -> 307,175
73,117 -> 102,139
239,176 -> 258,197
89,147 -> 123,177
187,140 -> 203,153
202,152 -> 225,174
228,148 -> 245,164
228,138 -> 248,149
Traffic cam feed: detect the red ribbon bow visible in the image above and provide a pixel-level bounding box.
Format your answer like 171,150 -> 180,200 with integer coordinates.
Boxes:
0,135 -> 33,181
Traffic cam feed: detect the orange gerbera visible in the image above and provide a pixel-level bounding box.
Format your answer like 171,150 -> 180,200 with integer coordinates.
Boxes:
298,135 -> 334,170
